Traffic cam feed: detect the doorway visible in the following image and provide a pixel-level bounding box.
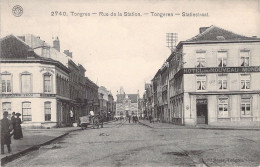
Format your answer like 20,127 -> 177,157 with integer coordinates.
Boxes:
196,99 -> 208,124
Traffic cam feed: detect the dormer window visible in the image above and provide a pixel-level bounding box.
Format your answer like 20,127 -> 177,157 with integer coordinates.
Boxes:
216,36 -> 225,40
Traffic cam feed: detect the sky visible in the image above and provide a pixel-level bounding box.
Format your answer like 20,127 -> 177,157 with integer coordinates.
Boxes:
1,0 -> 260,97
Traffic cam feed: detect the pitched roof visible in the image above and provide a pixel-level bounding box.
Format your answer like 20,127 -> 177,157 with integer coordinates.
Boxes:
116,94 -> 138,103
0,35 -> 70,73
127,94 -> 138,103
0,35 -> 39,59
186,25 -> 260,42
116,94 -> 125,103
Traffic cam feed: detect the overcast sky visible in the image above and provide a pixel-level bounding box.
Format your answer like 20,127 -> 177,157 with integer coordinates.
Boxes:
1,0 -> 260,97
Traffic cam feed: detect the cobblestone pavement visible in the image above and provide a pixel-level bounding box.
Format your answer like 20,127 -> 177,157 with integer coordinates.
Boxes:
0,127 -> 80,161
4,120 -> 260,167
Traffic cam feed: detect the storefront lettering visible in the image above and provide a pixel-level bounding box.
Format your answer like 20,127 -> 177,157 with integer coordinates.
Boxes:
181,66 -> 260,75
0,93 -> 56,98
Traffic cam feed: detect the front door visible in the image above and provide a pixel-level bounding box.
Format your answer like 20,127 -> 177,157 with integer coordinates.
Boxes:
196,99 -> 208,124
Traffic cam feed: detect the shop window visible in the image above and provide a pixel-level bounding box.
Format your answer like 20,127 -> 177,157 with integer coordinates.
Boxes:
217,51 -> 227,67
240,50 -> 250,66
196,75 -> 206,90
2,102 -> 11,118
43,73 -> 52,93
240,74 -> 250,90
218,98 -> 229,118
241,98 -> 251,116
196,52 -> 206,67
218,75 -> 227,90
22,102 -> 32,121
44,102 -> 51,121
1,74 -> 12,93
21,73 -> 32,93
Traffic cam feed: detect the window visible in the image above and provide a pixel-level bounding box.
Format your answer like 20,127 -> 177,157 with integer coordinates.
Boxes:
2,102 -> 11,118
218,98 -> 229,118
240,51 -> 250,66
1,74 -> 12,93
241,74 -> 250,90
218,75 -> 227,90
21,74 -> 31,93
241,98 -> 251,116
196,75 -> 206,90
22,102 -> 32,121
217,51 -> 227,67
196,52 -> 206,67
44,102 -> 51,121
43,74 -> 52,92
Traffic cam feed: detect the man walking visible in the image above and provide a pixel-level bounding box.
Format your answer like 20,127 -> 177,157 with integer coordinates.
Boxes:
1,111 -> 13,154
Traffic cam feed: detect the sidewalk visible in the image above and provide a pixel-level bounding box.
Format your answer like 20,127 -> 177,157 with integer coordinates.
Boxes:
139,120 -> 260,131
1,126 -> 81,165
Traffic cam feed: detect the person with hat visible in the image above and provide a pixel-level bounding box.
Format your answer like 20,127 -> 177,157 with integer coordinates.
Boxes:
1,111 -> 13,154
13,113 -> 23,140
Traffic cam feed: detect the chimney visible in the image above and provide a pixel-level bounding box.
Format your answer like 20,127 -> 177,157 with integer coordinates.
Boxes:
53,37 -> 60,52
64,50 -> 72,58
199,27 -> 209,34
18,36 -> 25,42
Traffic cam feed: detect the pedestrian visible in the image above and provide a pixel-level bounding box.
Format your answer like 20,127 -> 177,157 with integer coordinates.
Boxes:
1,111 -> 13,154
13,113 -> 23,140
128,115 -> 131,123
11,112 -> 16,129
149,115 -> 153,123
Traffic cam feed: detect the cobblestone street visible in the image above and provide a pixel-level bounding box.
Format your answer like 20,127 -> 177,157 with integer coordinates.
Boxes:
4,120 -> 260,167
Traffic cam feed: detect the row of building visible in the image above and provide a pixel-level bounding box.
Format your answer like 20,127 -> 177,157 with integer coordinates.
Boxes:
143,25 -> 260,126
0,34 -> 115,128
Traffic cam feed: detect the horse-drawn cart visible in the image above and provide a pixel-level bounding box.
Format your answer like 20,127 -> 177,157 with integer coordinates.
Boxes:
79,115 -> 103,129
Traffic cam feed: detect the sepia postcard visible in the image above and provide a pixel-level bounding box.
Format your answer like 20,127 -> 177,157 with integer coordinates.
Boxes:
0,0 -> 260,166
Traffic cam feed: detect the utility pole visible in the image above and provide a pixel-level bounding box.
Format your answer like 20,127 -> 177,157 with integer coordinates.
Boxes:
166,33 -> 178,53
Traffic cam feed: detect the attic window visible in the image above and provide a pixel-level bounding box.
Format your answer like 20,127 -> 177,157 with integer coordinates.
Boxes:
216,36 -> 225,40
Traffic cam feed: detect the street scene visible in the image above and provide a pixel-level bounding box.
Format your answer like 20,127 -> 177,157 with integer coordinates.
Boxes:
1,0 -> 260,166
3,121 -> 260,167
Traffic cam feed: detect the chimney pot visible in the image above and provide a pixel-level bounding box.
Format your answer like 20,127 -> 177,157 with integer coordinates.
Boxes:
53,37 -> 60,52
199,27 -> 209,34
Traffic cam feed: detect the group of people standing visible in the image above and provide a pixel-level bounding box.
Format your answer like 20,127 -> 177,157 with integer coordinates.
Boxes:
128,115 -> 139,123
1,111 -> 23,154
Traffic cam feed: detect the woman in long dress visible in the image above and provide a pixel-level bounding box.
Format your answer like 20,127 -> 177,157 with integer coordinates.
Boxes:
13,113 -> 23,140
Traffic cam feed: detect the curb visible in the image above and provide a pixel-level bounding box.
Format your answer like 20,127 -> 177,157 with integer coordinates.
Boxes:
1,128 -> 81,166
139,121 -> 260,131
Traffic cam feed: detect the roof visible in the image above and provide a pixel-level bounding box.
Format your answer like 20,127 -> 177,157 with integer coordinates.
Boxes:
116,94 -> 125,103
0,35 -> 39,59
127,94 -> 138,103
186,25 -> 260,42
116,94 -> 138,103
0,35 -> 70,73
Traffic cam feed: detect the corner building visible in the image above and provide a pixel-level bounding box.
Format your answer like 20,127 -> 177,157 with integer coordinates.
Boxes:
169,26 -> 260,126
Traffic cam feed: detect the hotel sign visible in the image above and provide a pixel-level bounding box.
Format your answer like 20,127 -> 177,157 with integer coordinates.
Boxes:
175,66 -> 260,77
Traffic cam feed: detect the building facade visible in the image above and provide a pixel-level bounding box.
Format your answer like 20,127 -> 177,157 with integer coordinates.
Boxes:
0,34 -> 92,128
84,77 -> 99,115
0,35 -> 71,128
116,88 -> 139,118
168,26 -> 260,126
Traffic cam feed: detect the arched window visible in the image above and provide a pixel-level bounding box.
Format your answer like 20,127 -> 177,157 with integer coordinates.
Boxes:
44,102 -> 51,121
